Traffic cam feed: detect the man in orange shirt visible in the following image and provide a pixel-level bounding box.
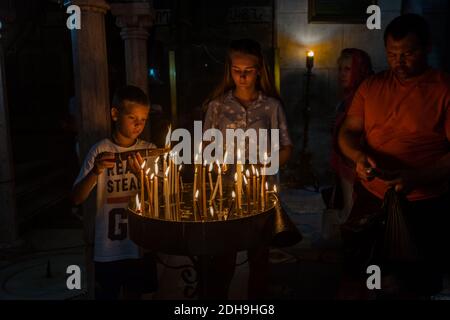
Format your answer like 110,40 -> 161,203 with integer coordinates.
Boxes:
338,14 -> 450,298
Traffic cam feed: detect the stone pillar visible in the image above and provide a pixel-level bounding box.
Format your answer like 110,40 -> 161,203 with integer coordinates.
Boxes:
70,0 -> 111,158
0,22 -> 19,247
68,0 -> 110,299
111,2 -> 154,141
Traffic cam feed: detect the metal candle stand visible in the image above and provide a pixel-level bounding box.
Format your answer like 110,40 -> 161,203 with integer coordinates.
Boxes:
128,185 -> 301,298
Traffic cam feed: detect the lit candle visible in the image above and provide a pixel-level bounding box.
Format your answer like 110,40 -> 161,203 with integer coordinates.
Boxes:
217,161 -> 223,198
140,160 -> 146,213
154,159 -> 159,217
236,149 -> 243,213
145,168 -> 151,216
171,152 -> 176,196
234,172 -> 240,214
164,167 -> 170,220
256,169 -> 260,211
194,189 -> 200,221
265,181 -> 269,209
208,162 -> 214,196
193,165 -> 198,205
251,165 -> 257,211
202,160 -> 207,217
163,153 -> 168,174
149,173 -> 154,217
209,206 -> 214,219
306,50 -> 314,69
176,165 -> 182,212
244,174 -> 250,215
227,191 -> 236,219
165,125 -> 172,149
261,152 -> 267,211
135,194 -> 141,214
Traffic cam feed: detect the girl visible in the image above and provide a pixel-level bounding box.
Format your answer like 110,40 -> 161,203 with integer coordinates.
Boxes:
202,39 -> 293,299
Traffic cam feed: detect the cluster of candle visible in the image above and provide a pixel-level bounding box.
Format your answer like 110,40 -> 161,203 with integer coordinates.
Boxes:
134,143 -> 278,222
135,151 -> 184,221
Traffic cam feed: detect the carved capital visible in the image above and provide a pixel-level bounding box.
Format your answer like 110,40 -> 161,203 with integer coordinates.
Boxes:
67,0 -> 110,14
111,2 -> 154,30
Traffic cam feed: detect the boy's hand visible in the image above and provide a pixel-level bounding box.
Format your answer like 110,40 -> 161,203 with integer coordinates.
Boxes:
92,152 -> 115,175
127,152 -> 145,176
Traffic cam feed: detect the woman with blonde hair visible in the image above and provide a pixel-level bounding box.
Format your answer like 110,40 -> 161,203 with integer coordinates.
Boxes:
202,39 -> 293,299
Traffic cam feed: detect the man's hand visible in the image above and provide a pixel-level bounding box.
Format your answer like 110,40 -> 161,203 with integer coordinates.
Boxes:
355,154 -> 377,181
384,169 -> 422,194
92,152 -> 115,175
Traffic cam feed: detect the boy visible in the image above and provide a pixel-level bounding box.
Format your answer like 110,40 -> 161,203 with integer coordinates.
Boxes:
72,85 -> 157,299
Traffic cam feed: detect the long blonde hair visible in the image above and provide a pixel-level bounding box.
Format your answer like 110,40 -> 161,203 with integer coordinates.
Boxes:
203,39 -> 279,109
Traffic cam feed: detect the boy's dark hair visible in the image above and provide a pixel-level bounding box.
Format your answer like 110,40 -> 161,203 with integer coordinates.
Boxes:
384,14 -> 431,48
112,85 -> 149,111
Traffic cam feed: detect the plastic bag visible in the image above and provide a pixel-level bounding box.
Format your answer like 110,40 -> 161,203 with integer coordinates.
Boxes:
382,187 -> 419,263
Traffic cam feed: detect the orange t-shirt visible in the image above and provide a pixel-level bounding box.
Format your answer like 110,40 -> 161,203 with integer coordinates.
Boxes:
347,68 -> 450,201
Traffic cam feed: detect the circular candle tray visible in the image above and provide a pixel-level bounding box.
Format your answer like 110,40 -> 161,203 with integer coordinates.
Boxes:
128,196 -> 302,256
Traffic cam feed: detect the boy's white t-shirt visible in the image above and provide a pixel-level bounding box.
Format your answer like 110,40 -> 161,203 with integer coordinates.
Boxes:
74,138 -> 156,262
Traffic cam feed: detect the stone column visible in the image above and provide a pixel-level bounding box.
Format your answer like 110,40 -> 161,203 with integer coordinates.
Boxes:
111,2 -> 154,141
68,0 -> 110,299
0,22 -> 19,247
69,0 -> 111,158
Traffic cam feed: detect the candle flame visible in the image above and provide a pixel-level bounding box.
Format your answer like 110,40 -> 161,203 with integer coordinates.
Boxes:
307,50 -> 314,57
218,166 -> 221,174
234,173 -> 237,182
145,168 -> 150,175
209,206 -> 214,217
256,169 -> 260,177
165,167 -> 170,176
265,181 -> 269,190
135,194 -> 141,211
155,156 -> 160,163
251,165 -> 255,175
263,151 -> 268,164
165,125 -> 172,147
194,154 -> 199,163
140,160 -> 146,169
208,162 -> 213,171
237,148 -> 241,161
243,175 -> 248,185
195,189 -> 199,199
155,163 -> 159,174
164,153 -> 168,161
232,191 -> 236,198
204,159 -> 207,166
274,185 -> 277,193
245,169 -> 250,177
223,151 -> 228,163
150,173 -> 154,179
179,164 -> 183,171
